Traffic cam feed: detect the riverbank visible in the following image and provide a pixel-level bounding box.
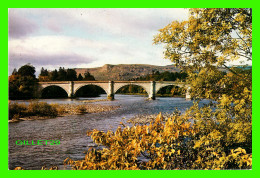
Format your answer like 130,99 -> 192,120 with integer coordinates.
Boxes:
117,93 -> 185,98
79,99 -> 109,103
56,103 -> 120,116
8,101 -> 120,123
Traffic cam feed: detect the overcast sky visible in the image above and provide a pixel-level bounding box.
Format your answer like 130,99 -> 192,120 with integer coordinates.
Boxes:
8,8 -> 190,76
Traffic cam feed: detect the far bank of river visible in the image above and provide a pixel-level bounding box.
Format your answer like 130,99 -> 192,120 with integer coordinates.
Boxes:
9,94 -> 211,170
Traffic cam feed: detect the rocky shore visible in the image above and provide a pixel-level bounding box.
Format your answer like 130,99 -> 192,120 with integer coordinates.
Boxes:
57,103 -> 120,116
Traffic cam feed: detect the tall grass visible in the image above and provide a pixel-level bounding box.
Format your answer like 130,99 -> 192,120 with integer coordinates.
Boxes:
8,102 -> 27,120
8,101 -> 58,120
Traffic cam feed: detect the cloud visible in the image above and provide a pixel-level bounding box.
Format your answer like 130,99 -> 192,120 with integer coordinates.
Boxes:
58,8 -> 189,38
8,8 -> 189,75
8,34 -> 173,76
9,51 -> 93,66
9,8 -> 188,39
8,9 -> 39,38
8,51 -> 95,75
8,36 -> 96,74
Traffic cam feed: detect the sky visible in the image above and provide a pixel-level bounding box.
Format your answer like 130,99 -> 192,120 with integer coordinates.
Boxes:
8,8 -> 190,76
8,8 -> 251,76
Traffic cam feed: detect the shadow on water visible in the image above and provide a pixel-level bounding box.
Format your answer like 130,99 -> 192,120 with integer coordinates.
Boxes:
9,94 -> 210,170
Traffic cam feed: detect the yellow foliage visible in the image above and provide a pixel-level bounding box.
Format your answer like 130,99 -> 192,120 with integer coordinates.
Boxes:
64,101 -> 251,170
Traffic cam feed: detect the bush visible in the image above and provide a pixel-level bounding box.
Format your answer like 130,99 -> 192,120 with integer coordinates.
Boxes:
8,102 -> 27,120
27,102 -> 58,117
9,101 -> 58,120
51,103 -> 66,115
76,105 -> 87,114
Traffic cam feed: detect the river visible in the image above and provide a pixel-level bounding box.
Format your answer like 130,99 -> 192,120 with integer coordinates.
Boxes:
8,94 -> 210,170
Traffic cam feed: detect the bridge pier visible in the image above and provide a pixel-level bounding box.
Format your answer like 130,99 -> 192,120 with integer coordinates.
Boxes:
107,81 -> 115,100
68,81 -> 74,98
148,81 -> 156,100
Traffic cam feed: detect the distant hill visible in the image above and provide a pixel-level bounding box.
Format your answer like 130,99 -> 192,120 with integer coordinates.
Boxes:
74,64 -> 247,81
75,64 -> 181,81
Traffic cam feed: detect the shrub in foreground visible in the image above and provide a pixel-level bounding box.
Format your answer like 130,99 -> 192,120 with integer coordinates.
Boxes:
64,104 -> 251,170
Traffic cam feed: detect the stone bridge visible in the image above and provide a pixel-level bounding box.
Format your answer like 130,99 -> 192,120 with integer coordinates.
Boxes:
37,81 -> 191,100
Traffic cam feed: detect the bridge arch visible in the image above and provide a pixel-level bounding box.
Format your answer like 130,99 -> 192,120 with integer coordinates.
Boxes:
115,83 -> 149,95
74,84 -> 107,97
114,83 -> 150,95
40,85 -> 69,98
74,84 -> 108,95
155,83 -> 186,94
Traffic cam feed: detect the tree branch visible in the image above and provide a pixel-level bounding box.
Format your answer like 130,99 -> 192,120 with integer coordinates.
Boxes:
237,53 -> 252,61
222,64 -> 243,78
235,30 -> 251,54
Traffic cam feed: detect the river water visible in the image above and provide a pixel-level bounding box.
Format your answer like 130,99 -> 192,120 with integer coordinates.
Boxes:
9,94 -> 210,170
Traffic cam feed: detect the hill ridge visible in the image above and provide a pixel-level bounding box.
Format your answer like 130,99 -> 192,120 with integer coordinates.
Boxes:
75,64 -> 181,81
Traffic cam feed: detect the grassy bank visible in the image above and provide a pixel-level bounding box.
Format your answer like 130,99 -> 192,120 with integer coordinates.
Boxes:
8,101 -> 120,122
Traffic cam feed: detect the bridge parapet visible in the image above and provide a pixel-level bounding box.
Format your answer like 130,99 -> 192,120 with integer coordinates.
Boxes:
73,81 -> 110,83
39,81 -> 71,84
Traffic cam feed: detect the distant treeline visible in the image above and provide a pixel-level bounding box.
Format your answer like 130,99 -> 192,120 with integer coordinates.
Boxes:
38,67 -> 94,82
131,70 -> 188,82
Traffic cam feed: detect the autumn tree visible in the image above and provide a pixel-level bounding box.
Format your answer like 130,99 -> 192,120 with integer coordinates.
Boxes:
154,8 -> 251,69
9,64 -> 37,99
17,63 -> 36,78
153,8 -> 252,167
153,8 -> 252,100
